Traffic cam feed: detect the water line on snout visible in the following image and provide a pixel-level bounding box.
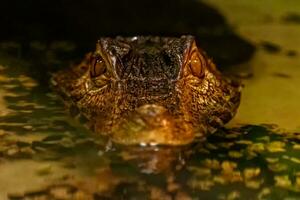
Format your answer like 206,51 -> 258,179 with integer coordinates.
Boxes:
111,102 -> 196,145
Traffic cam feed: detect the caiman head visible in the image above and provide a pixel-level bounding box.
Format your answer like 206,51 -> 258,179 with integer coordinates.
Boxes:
52,36 -> 241,145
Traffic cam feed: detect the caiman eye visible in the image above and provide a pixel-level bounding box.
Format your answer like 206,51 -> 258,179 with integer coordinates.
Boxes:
90,54 -> 107,78
189,50 -> 205,78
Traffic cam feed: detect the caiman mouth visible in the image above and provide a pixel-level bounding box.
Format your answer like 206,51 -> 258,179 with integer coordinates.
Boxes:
111,104 -> 196,146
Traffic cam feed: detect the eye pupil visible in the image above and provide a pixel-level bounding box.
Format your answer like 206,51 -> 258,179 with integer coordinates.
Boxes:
90,55 -> 106,78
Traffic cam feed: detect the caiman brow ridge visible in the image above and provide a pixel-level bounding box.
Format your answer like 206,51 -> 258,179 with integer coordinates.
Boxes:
51,35 -> 241,145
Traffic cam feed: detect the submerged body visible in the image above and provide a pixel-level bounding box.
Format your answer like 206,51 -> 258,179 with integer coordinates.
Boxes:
52,36 -> 241,145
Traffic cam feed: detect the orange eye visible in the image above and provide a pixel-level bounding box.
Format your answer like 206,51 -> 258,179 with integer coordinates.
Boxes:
90,54 -> 106,78
189,51 -> 205,78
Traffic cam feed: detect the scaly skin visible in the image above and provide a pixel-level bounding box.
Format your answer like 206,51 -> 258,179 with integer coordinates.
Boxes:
51,36 -> 241,145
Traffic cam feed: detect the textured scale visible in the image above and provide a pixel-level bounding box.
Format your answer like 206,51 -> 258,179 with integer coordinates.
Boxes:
51,35 -> 241,145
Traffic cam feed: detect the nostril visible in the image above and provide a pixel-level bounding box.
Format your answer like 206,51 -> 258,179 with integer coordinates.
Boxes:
136,104 -> 167,117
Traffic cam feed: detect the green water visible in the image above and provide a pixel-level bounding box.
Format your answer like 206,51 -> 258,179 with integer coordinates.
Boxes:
1,1 -> 300,199
0,63 -> 300,200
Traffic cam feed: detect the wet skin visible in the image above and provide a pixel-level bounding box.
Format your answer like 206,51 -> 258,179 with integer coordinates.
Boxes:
51,36 -> 241,145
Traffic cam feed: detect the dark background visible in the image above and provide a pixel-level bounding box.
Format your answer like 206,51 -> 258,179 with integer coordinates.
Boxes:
0,0 -> 255,71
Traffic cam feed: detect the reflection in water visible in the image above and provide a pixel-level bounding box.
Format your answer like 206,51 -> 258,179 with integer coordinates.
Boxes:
1,64 -> 300,199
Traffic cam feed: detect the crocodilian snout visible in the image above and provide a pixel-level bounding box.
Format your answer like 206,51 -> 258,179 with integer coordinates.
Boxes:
111,104 -> 196,145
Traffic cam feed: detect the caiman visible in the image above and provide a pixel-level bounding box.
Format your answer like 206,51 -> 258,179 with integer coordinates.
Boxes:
51,36 -> 241,145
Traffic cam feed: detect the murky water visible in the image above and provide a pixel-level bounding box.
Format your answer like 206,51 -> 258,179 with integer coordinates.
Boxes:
1,63 -> 300,200
1,1 -> 300,200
